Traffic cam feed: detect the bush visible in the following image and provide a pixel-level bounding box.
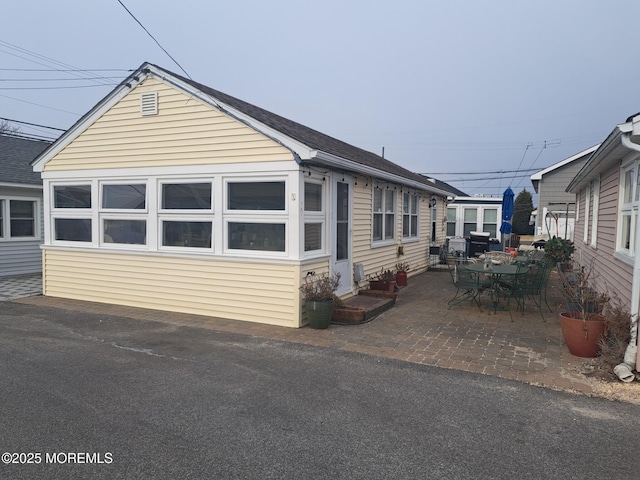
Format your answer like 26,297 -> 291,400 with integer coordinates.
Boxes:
300,272 -> 341,302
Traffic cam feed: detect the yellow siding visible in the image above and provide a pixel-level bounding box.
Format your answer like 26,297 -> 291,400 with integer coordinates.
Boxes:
351,182 -> 433,282
43,249 -> 302,327
44,77 -> 293,171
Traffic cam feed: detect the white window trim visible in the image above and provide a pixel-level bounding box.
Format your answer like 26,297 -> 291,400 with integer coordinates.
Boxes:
590,176 -> 600,248
402,192 -> 420,242
302,178 -> 326,255
0,196 -> 41,242
583,183 -> 591,244
157,178 -> 214,214
223,217 -> 289,257
372,187 -> 396,246
616,159 -> 639,257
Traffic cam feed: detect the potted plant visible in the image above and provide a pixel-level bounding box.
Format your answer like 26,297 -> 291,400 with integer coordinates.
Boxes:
556,262 -> 609,358
300,272 -> 341,329
368,268 -> 396,292
543,236 -> 575,271
395,261 -> 410,287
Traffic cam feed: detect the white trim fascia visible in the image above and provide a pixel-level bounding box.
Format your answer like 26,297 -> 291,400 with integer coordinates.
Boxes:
311,150 -> 451,196
39,161 -> 300,180
0,182 -> 42,190
530,144 -> 600,181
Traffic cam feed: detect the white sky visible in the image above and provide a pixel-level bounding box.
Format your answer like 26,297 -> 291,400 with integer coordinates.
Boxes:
2,0 -> 639,198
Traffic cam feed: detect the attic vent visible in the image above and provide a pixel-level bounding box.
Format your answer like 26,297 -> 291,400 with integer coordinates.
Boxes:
140,92 -> 158,116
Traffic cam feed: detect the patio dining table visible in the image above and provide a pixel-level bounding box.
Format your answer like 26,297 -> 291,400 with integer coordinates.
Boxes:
466,263 -> 529,317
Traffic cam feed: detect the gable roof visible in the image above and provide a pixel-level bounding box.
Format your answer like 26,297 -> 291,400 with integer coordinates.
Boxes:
0,134 -> 50,186
530,144 -> 599,181
33,62 -> 450,196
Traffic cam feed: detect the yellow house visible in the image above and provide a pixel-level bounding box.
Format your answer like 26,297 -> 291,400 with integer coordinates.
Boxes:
32,63 -> 452,327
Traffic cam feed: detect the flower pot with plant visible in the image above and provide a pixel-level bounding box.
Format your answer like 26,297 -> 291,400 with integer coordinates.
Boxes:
368,268 -> 396,292
300,272 -> 341,329
556,261 -> 609,357
395,261 -> 410,287
543,236 -> 575,271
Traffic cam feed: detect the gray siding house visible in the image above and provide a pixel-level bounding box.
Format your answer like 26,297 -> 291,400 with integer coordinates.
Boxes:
0,135 -> 50,276
566,113 -> 640,368
530,145 -> 598,240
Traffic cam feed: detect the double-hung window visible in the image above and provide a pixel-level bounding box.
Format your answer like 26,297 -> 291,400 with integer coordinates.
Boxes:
0,197 -> 39,240
225,179 -> 287,253
402,193 -> 418,239
52,184 -> 92,242
446,207 -> 456,237
159,181 -> 213,250
373,188 -> 395,242
618,160 -> 640,256
483,208 -> 498,238
303,181 -> 324,253
101,183 -> 147,246
463,208 -> 477,237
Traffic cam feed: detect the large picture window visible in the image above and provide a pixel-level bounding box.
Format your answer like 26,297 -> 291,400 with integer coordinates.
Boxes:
373,188 -> 395,242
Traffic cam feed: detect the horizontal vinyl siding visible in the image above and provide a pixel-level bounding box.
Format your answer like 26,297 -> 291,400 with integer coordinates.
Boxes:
44,78 -> 293,171
43,249 -> 302,327
351,183 -> 431,281
0,241 -> 42,276
575,165 -> 633,308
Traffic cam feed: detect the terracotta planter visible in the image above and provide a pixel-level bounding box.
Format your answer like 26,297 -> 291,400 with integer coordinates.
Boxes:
396,271 -> 408,287
369,280 -> 396,292
559,311 -> 605,358
305,299 -> 335,329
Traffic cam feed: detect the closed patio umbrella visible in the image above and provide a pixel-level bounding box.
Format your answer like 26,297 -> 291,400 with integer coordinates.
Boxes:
499,187 -> 514,248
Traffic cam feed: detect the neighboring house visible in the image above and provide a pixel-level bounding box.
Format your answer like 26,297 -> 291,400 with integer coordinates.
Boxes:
566,113 -> 640,366
0,134 -> 50,276
446,196 -> 503,243
530,145 -> 599,240
32,62 -> 452,327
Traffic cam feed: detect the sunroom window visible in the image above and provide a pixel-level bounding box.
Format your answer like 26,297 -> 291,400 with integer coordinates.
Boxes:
51,184 -> 92,242
483,209 -> 498,238
304,181 -> 324,253
54,185 -> 91,208
54,218 -> 91,242
160,182 -> 213,249
101,183 -> 147,246
446,207 -> 456,237
463,208 -> 477,237
226,180 -> 287,253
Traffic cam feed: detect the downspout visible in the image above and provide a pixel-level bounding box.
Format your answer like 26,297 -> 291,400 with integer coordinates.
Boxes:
616,134 -> 640,380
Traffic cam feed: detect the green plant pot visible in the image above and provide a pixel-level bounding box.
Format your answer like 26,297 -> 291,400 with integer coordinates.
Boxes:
305,299 -> 335,329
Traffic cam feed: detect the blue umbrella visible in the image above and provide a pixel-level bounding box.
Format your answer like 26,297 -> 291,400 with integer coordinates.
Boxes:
499,187 -> 514,237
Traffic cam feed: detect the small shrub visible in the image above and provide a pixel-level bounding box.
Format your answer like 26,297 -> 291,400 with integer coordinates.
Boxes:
592,296 -> 632,380
300,272 -> 341,302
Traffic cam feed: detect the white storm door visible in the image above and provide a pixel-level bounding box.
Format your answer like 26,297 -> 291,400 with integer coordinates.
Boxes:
332,176 -> 352,296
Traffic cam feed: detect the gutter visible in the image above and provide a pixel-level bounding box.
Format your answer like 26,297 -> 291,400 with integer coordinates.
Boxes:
618,132 -> 640,378
311,150 -> 452,197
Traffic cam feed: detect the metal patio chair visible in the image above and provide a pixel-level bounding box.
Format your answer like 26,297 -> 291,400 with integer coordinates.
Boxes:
447,255 -> 482,310
514,261 -> 554,321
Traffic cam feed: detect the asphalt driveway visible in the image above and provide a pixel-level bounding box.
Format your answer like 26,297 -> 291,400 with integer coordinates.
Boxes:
1,301 -> 639,479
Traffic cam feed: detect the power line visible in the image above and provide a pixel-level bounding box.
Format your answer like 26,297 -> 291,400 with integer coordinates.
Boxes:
0,117 -> 66,131
0,84 -> 113,90
117,0 -> 192,79
0,93 -> 80,116
421,167 -> 540,175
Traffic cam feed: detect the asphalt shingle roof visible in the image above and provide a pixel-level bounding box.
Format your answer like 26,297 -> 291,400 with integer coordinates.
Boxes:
156,65 -> 438,189
0,135 -> 50,185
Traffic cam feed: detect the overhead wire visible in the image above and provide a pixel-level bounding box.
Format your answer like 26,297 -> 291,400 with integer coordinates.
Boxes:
116,0 -> 192,79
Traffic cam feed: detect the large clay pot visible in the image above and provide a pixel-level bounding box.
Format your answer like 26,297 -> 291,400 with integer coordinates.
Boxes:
559,311 -> 605,358
305,299 -> 335,329
396,271 -> 408,287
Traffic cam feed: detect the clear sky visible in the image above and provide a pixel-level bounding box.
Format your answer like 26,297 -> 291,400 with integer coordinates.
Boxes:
2,0 -> 639,199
